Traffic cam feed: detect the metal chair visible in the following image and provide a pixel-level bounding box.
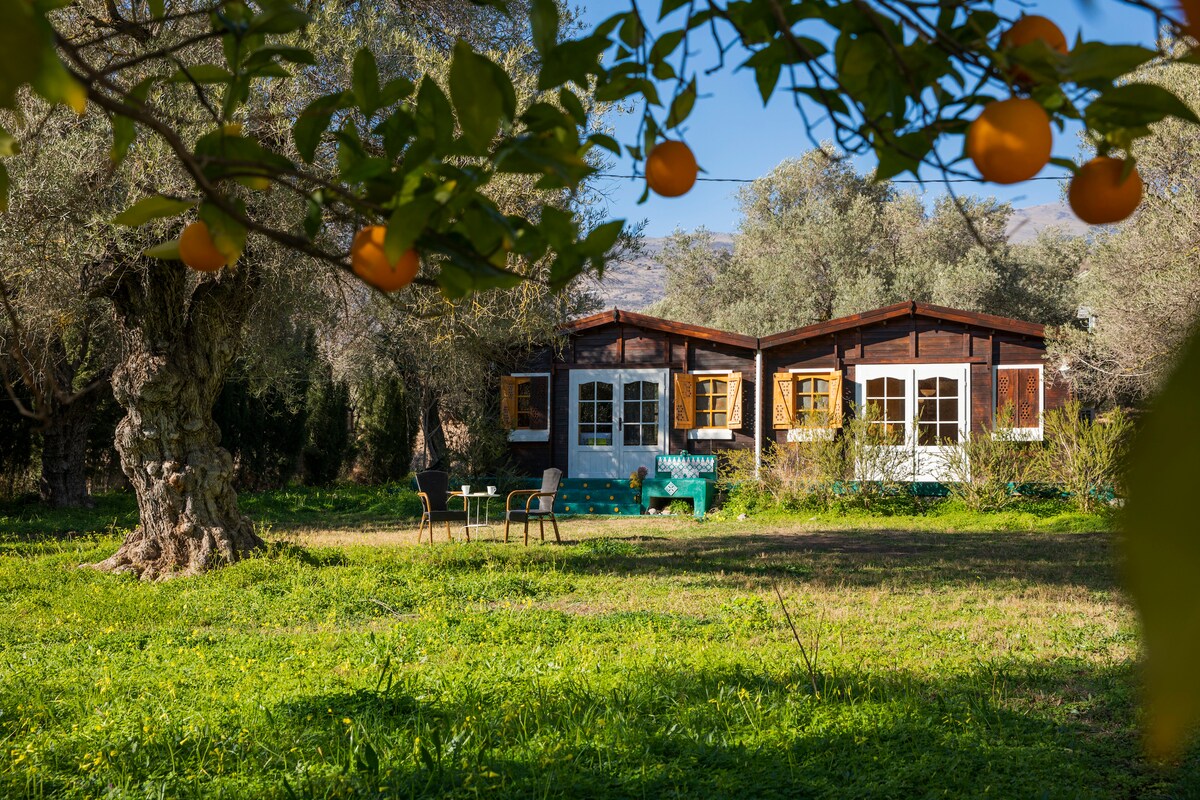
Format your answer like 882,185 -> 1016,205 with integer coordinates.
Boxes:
504,467 -> 562,545
415,470 -> 468,543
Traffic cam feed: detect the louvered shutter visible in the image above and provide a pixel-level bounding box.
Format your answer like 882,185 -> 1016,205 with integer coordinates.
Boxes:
528,376 -> 549,430
673,373 -> 695,429
772,373 -> 796,429
828,371 -> 843,428
499,376 -> 518,430
1018,368 -> 1040,428
726,372 -> 744,429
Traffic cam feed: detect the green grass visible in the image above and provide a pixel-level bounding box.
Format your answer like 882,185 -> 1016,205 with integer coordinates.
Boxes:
1,489 -> 1190,798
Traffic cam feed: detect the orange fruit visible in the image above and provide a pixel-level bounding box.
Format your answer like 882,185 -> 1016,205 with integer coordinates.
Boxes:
179,221 -> 229,272
965,98 -> 1052,184
645,140 -> 698,198
1000,15 -> 1068,54
1068,157 -> 1143,225
350,225 -> 419,292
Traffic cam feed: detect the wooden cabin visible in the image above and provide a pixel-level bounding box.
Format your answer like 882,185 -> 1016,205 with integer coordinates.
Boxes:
500,301 -> 1068,506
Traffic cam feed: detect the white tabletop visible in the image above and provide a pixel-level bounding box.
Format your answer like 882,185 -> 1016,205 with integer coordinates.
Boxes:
457,492 -> 499,498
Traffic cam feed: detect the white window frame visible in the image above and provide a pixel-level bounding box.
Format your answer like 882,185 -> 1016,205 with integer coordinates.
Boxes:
992,364 -> 1044,442
785,367 -> 839,441
507,372 -> 551,442
687,370 -> 735,440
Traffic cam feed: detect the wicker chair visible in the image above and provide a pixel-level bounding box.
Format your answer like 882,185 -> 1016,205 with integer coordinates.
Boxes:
504,468 -> 562,545
415,470 -> 468,543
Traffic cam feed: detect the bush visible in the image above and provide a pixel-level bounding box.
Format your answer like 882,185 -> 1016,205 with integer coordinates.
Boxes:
1033,401 -> 1131,513
841,403 -> 913,511
354,373 -> 418,484
938,407 -> 1030,512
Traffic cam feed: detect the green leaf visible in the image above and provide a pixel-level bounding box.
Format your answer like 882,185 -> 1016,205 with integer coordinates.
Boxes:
1064,43 -> 1157,85
384,195 -> 439,263
293,92 -> 345,163
353,48 -> 382,118
113,195 -> 198,226
580,219 -> 624,257
242,46 -> 315,70
246,5 -> 309,34
197,200 -> 247,263
143,239 -> 181,260
111,115 -> 135,164
1088,83 -> 1200,130
167,64 -> 234,84
449,42 -> 516,153
0,3 -> 51,110
666,78 -> 696,128
529,0 -> 559,54
1125,333 -> 1200,759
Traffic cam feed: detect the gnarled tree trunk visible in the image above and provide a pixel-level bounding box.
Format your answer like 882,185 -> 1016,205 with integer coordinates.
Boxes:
92,262 -> 263,580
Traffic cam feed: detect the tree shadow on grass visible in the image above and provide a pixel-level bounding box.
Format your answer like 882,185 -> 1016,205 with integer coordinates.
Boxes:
545,530 -> 1121,593
167,659 -> 1196,799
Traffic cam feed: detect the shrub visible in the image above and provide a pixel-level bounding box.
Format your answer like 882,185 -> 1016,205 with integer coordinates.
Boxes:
938,407 -> 1030,512
841,403 -> 913,510
1033,401 -> 1131,513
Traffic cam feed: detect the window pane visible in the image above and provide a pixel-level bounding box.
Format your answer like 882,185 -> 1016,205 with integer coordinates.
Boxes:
940,423 -> 959,443
798,394 -> 812,410
918,377 -> 938,397
624,426 -> 639,446
597,403 -> 613,423
815,394 -> 829,410
940,377 -> 958,395
580,404 -> 594,423
697,379 -> 711,394
597,383 -> 613,400
798,378 -> 812,393
713,380 -> 727,394
939,398 -> 958,421
886,377 -> 904,396
642,424 -> 657,445
815,379 -> 829,393
866,378 -> 884,398
644,403 -> 659,423
713,396 -> 727,412
713,412 -> 727,427
644,382 -> 658,400
918,399 -> 937,422
885,399 -> 905,423
624,382 -> 638,400
696,411 -> 711,428
581,382 -> 595,401
917,423 -> 937,447
625,403 -> 641,424
696,395 -> 710,411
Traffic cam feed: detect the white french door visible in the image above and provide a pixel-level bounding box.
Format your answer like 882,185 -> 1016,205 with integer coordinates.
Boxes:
568,368 -> 669,478
855,364 -> 970,482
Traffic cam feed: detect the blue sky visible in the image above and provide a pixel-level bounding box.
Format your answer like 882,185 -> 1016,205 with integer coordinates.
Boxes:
579,1 -> 1164,236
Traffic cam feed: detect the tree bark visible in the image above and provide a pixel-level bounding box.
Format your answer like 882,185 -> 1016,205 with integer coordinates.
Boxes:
38,393 -> 95,508
91,262 -> 263,580
418,388 -> 450,471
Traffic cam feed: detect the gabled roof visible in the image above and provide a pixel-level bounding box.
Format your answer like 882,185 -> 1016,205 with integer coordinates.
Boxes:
561,302 -> 1045,352
560,308 -> 759,349
758,301 -> 1044,348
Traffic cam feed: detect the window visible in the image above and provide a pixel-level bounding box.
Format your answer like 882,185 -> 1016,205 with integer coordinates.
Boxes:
916,376 -> 960,445
773,372 -> 842,429
501,374 -> 550,440
673,372 -> 743,430
996,367 -> 1041,431
623,381 -> 659,445
577,381 -> 614,446
795,376 -> 831,427
695,377 -> 728,428
865,376 -> 905,442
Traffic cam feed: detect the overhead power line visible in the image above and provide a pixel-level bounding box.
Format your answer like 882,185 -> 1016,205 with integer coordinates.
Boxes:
595,173 -> 1069,185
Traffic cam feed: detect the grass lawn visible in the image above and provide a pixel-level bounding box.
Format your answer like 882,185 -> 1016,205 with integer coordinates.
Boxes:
1,489 -> 1195,798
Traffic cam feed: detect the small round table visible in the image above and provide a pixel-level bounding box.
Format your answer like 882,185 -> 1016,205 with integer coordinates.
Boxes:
454,491 -> 499,540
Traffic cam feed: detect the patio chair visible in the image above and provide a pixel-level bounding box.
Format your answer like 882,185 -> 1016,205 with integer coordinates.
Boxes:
415,470 -> 468,543
504,468 -> 562,545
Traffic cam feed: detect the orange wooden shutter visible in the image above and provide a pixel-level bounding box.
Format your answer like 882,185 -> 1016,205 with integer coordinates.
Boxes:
726,372 -> 743,429
995,369 -> 1017,426
1018,368 -> 1040,427
828,371 -> 843,428
499,376 -> 517,430
772,373 -> 796,429
673,373 -> 695,429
